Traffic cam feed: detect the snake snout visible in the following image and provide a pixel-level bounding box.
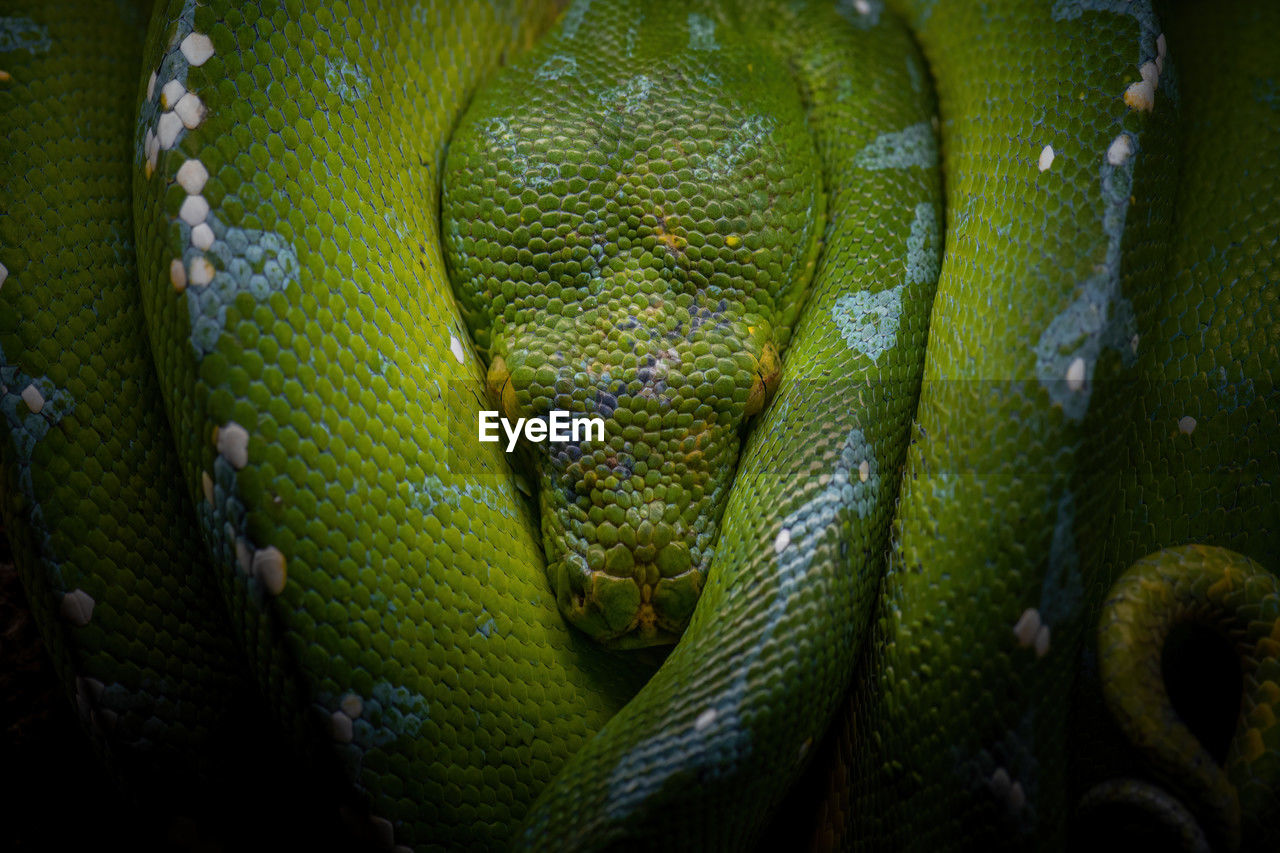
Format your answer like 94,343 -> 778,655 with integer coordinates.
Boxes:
494,310 -> 771,646
547,486 -> 710,648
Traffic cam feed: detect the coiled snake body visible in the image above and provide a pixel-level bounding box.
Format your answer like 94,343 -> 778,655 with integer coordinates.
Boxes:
0,0 -> 1276,849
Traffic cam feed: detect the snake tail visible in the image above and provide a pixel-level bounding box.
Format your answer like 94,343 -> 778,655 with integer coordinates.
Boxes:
1097,545 -> 1280,851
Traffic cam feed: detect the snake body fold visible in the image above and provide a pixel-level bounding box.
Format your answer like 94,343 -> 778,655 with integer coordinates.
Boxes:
0,0 -> 1276,849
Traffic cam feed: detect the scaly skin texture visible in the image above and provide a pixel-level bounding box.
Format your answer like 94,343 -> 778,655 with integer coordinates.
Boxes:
5,0 -> 648,848
512,2 -> 941,845
1098,547 -> 1280,851
0,0 -> 254,795
128,1 -> 659,848
816,0 -> 1278,851
0,0 -> 1276,850
1068,3 -> 1280,849
442,3 -> 824,645
819,0 -> 1181,846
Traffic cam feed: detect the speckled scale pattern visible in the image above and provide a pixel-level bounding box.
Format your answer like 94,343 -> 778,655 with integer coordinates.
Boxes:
1070,2 -> 1280,849
0,0 -> 253,793
824,0 -> 1182,847
4,0 -> 1278,848
443,0 -> 824,646
1100,0 -> 1279,585
131,0 -> 653,847
513,1 -> 942,846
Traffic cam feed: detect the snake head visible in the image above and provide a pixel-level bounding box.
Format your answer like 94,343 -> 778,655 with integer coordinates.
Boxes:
441,21 -> 823,646
486,301 -> 781,647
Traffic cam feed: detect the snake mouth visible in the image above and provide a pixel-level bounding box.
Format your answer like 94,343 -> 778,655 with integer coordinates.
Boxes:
549,552 -> 704,648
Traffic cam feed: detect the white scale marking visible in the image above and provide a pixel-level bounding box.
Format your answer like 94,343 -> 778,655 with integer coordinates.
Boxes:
252,546 -> 286,595
330,710 -> 353,743
1034,624 -> 1051,658
169,258 -> 187,292
191,223 -> 214,250
1013,607 -> 1040,647
60,589 -> 95,626
174,92 -> 205,129
1038,144 -> 1055,172
157,111 -> 184,149
179,194 -> 209,226
695,708 -> 717,732
180,32 -> 215,66
1124,61 -> 1160,112
176,159 -> 208,194
216,421 -> 250,469
189,256 -> 215,286
1106,134 -> 1133,166
21,384 -> 44,413
160,79 -> 185,108
340,693 -> 364,718
1066,357 -> 1086,391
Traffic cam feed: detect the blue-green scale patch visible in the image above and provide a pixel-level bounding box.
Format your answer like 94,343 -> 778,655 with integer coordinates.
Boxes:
0,17 -> 51,54
853,122 -> 938,170
831,285 -> 903,362
187,220 -> 301,356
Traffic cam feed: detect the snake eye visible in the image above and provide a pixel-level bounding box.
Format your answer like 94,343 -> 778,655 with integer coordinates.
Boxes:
486,355 -> 522,419
744,342 -> 782,416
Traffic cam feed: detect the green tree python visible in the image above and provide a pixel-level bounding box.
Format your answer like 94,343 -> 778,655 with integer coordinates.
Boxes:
0,0 -> 1276,849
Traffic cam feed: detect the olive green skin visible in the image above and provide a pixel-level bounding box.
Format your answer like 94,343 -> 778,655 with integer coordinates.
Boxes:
1069,4 -> 1280,850
1,0 -> 1277,850
1095,546 -> 1280,851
